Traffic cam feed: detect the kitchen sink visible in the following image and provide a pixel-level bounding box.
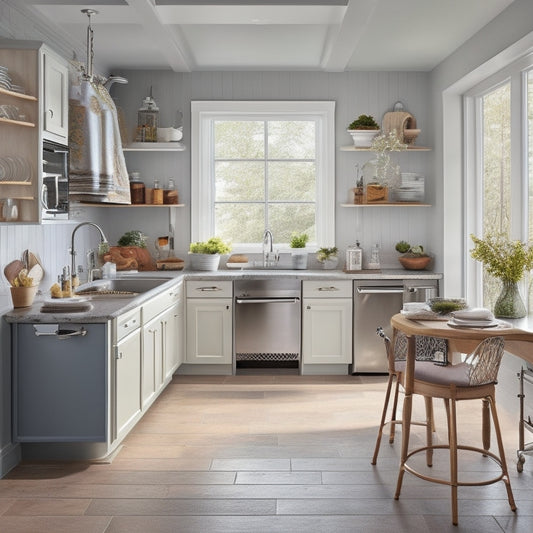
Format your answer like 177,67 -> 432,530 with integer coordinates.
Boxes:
76,277 -> 172,296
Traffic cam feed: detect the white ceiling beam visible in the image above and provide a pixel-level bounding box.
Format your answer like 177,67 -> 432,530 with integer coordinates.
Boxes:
321,0 -> 379,72
125,0 -> 192,72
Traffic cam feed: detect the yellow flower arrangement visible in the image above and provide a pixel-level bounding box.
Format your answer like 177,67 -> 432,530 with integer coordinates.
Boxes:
470,233 -> 533,283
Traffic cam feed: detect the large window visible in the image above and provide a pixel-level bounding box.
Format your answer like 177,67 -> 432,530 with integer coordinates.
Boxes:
466,56 -> 533,310
191,101 -> 335,250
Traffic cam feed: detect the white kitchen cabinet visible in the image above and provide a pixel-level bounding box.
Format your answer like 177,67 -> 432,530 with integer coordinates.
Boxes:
42,47 -> 68,143
142,313 -> 163,409
302,281 -> 352,368
186,280 -> 233,365
113,307 -> 142,441
162,303 -> 180,381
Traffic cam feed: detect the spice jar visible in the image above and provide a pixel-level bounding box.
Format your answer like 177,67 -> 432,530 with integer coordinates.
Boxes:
152,178 -> 163,205
129,172 -> 145,204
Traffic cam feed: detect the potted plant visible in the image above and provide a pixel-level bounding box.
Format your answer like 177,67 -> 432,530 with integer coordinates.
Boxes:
395,240 -> 431,270
316,246 -> 338,270
347,114 -> 380,147
290,232 -> 309,269
363,131 -> 407,202
189,237 -> 232,271
470,232 -> 533,318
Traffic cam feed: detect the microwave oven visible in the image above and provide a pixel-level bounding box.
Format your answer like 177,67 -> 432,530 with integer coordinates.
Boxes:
42,140 -> 69,220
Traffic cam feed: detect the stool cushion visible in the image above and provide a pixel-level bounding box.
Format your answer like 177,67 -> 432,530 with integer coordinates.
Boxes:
395,360 -> 472,386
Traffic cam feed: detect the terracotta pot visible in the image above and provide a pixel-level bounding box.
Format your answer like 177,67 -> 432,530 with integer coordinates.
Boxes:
398,255 -> 431,270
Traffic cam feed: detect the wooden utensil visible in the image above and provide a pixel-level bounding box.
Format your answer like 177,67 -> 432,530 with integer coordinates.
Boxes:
4,259 -> 24,286
28,263 -> 44,284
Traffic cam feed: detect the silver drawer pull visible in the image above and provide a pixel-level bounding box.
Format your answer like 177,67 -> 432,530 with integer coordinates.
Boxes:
197,286 -> 222,292
318,286 -> 340,291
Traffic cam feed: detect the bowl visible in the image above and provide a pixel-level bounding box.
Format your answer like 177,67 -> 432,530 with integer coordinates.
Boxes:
428,297 -> 467,315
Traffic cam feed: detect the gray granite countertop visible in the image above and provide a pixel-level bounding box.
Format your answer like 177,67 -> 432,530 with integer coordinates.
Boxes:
2,268 -> 442,324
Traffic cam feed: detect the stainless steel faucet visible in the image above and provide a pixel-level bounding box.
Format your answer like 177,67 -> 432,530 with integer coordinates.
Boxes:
263,229 -> 274,267
70,222 -> 109,285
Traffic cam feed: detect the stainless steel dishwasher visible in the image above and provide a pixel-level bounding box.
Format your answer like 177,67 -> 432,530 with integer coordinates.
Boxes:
234,279 -> 301,372
353,279 -> 439,373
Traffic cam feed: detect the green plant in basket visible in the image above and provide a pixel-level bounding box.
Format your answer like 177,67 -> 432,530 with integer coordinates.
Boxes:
428,298 -> 467,315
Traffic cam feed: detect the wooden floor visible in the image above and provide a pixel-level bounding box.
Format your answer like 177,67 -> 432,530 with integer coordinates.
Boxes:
1,374 -> 532,532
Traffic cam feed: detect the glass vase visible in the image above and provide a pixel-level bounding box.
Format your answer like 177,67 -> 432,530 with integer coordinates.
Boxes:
493,280 -> 527,318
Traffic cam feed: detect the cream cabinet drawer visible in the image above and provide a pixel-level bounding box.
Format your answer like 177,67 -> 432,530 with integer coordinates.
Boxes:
115,307 -> 141,341
302,280 -> 352,298
186,280 -> 233,298
143,283 -> 181,322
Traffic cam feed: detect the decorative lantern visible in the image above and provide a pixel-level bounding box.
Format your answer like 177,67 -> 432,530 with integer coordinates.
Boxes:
136,87 -> 159,142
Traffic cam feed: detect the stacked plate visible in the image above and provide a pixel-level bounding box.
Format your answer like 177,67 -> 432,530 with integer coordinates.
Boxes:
0,156 -> 31,182
448,308 -> 499,328
0,65 -> 12,91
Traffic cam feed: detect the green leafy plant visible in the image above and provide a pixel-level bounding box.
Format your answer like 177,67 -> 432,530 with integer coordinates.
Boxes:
348,114 -> 379,130
189,237 -> 231,255
117,230 -> 147,248
395,241 -> 427,256
470,233 -> 533,282
290,232 -> 309,249
316,246 -> 338,262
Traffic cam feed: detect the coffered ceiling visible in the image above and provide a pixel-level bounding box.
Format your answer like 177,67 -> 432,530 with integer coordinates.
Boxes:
4,0 -> 517,73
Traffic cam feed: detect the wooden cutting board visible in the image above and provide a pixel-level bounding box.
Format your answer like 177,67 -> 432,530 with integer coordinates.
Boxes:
4,259 -> 24,285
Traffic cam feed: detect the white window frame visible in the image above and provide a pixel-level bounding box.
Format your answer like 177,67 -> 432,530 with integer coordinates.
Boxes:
463,54 -> 533,306
191,100 -> 336,250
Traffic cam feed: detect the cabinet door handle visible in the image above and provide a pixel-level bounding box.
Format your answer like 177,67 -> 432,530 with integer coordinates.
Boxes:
197,286 -> 222,292
48,108 -> 54,118
306,305 -> 311,310
318,286 -> 339,291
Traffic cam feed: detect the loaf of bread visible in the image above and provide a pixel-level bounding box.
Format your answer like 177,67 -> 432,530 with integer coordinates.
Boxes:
228,254 -> 249,263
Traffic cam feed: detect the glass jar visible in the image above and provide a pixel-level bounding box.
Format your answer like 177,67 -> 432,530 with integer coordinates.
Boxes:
2,198 -> 18,221
129,172 -> 145,204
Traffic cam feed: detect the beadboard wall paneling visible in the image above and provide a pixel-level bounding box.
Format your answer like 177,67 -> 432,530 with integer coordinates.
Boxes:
109,69 -> 434,268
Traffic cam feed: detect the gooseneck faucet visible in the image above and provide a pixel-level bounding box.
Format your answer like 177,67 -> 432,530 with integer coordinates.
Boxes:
263,229 -> 273,267
70,222 -> 109,284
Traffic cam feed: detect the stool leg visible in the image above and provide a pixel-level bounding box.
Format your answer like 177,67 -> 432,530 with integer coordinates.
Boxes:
449,396 -> 459,526
482,398 -> 490,453
389,374 -> 401,444
487,395 -> 517,512
424,395 -> 434,467
372,373 -> 395,465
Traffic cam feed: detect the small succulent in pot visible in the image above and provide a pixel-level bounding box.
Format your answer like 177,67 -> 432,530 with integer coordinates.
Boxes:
316,246 -> 338,262
316,246 -> 339,270
395,240 -> 431,270
348,114 -> 380,130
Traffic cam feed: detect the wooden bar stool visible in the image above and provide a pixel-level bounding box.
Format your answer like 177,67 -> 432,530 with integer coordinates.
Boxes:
372,328 -> 446,466
394,336 -> 516,525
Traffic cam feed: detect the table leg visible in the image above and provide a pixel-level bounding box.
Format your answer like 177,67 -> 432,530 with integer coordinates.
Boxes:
395,333 -> 416,499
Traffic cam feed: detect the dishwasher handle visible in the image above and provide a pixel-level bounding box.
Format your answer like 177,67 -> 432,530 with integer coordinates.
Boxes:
33,326 -> 88,338
356,287 -> 404,295
236,297 -> 300,304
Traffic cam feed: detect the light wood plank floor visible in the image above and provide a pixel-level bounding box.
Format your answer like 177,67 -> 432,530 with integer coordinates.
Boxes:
1,374 -> 532,532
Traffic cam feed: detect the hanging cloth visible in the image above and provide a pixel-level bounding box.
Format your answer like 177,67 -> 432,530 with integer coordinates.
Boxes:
68,78 -> 131,204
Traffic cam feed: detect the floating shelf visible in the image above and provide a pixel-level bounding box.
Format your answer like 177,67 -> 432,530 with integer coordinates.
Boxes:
123,142 -> 185,152
0,181 -> 32,186
74,202 -> 185,208
340,145 -> 431,152
0,87 -> 37,101
0,116 -> 35,128
340,203 -> 431,207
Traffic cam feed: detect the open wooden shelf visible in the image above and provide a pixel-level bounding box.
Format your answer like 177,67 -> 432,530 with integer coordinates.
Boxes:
74,202 -> 185,208
340,145 -> 431,152
0,87 -> 37,101
340,202 -> 431,207
0,116 -> 35,128
123,142 -> 185,152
